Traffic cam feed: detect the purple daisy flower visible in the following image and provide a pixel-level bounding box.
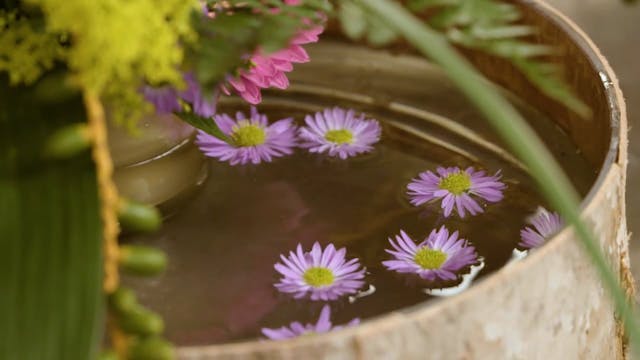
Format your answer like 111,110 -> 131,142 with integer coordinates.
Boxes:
195,107 -> 297,165
141,86 -> 181,114
519,207 -> 564,249
382,226 -> 478,281
298,107 -> 381,159
407,166 -> 506,218
274,242 -> 366,301
142,73 -> 216,117
261,305 -> 359,340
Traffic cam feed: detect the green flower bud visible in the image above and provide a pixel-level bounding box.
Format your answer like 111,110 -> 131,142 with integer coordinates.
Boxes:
97,349 -> 119,360
119,245 -> 167,276
118,199 -> 162,233
118,307 -> 164,336
44,123 -> 91,158
108,287 -> 139,315
128,337 -> 174,360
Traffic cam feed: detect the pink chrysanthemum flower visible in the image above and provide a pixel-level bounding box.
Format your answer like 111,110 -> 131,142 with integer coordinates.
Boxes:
519,207 -> 564,249
274,242 -> 366,301
195,107 -> 297,165
383,227 -> 478,281
407,166 -> 506,218
298,107 -> 382,159
261,305 -> 359,340
224,26 -> 323,104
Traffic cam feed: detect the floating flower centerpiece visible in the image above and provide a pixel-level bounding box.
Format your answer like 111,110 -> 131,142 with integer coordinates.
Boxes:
407,166 -> 506,218
383,226 -> 478,281
262,305 -> 359,340
274,242 -> 366,301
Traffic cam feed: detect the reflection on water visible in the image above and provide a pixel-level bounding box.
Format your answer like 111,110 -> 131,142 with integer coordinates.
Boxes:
123,41 -> 594,346
424,258 -> 485,297
348,285 -> 377,304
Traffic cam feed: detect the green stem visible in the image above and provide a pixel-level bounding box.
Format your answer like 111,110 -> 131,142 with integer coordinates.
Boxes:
358,0 -> 639,352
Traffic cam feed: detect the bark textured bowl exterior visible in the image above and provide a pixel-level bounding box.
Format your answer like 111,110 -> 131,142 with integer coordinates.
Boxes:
178,1 -> 631,359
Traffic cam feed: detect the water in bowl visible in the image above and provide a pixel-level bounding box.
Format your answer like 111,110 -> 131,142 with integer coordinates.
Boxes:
124,41 -> 595,346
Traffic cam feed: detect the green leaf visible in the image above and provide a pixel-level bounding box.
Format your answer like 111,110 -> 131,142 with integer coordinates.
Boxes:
408,0 -> 589,117
175,110 -> 231,143
408,0 -> 461,10
366,14 -> 399,45
513,59 -> 591,118
468,25 -> 534,40
189,13 -> 261,86
339,1 -> 367,39
338,1 -> 398,45
257,15 -> 299,54
0,75 -> 103,360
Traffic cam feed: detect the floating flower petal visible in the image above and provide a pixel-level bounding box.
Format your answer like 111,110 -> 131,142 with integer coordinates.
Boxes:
262,305 -> 359,340
224,26 -> 323,104
382,226 -> 478,281
519,207 -> 564,249
298,107 -> 381,159
407,166 -> 506,218
274,242 -> 366,301
196,107 -> 297,165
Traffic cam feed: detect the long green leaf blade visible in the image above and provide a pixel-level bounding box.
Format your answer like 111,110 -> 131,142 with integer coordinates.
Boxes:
0,73 -> 104,360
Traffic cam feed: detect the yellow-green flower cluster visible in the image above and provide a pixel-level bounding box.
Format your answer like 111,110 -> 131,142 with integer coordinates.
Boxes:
2,0 -> 199,125
0,11 -> 66,85
27,0 -> 197,92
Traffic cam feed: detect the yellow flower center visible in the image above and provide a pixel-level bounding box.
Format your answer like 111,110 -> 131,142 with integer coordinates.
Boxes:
303,267 -> 335,287
231,123 -> 266,147
439,172 -> 472,195
324,129 -> 354,145
414,248 -> 448,269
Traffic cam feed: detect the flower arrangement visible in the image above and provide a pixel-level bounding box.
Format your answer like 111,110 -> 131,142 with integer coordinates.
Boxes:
2,0 -> 638,359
